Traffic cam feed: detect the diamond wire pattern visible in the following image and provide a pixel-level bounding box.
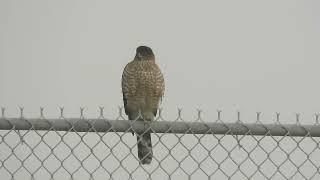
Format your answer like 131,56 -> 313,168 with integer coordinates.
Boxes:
0,108 -> 320,180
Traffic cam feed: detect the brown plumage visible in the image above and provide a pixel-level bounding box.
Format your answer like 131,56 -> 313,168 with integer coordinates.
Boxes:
121,46 -> 165,164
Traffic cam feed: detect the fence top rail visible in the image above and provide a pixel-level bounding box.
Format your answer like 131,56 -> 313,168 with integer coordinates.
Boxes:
0,118 -> 319,137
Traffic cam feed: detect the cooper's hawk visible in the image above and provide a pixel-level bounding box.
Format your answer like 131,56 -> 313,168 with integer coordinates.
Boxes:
121,46 -> 165,164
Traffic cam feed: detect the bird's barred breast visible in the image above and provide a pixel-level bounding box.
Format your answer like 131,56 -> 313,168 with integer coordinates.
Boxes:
122,61 -> 164,99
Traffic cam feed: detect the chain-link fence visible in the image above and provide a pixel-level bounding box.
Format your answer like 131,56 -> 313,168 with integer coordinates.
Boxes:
0,107 -> 320,180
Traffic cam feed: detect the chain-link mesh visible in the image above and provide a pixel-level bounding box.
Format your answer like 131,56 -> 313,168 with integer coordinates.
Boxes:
0,107 -> 320,180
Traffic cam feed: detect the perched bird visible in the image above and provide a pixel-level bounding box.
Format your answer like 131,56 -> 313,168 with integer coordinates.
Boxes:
121,46 -> 165,164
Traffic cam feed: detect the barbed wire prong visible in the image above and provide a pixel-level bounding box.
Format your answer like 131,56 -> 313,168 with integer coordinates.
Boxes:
315,113 -> 320,125
1,107 -> 5,118
295,113 -> 300,125
80,107 -> 85,119
256,112 -> 261,123
235,111 -> 241,123
216,110 -> 222,122
276,112 -> 280,124
177,108 -> 182,120
40,107 -> 44,118
19,106 -> 24,118
196,109 -> 202,121
99,106 -> 104,118
59,106 -> 64,118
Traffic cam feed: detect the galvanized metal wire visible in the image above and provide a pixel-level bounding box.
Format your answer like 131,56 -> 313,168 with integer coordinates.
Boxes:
0,107 -> 320,180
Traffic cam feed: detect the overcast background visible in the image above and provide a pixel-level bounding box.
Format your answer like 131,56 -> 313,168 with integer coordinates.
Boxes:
0,0 -> 320,179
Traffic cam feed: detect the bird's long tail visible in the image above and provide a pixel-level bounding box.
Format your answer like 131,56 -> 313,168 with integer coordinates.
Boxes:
137,132 -> 153,164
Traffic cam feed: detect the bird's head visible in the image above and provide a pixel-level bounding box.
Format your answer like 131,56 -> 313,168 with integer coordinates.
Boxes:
135,46 -> 155,61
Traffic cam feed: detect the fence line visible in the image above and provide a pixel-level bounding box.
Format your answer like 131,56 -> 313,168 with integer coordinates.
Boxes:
0,107 -> 320,180
0,118 -> 319,137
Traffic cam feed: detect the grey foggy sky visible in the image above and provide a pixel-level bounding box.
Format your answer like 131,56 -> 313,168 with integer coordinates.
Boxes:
0,0 -> 320,123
